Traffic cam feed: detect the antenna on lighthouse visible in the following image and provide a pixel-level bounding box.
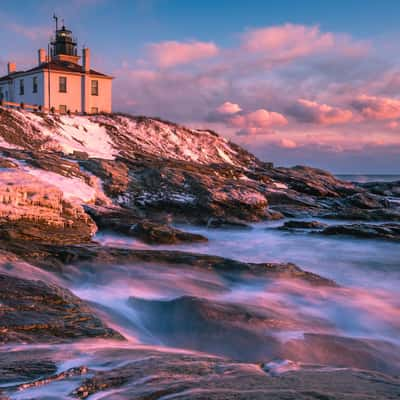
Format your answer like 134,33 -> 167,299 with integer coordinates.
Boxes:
53,13 -> 59,31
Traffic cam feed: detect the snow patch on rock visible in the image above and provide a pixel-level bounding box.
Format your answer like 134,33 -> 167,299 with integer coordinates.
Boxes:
24,167 -> 98,203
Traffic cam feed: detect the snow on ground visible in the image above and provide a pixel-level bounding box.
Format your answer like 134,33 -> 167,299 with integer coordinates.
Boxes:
3,109 -> 248,166
24,167 -> 97,203
96,115 -> 240,166
23,112 -> 117,160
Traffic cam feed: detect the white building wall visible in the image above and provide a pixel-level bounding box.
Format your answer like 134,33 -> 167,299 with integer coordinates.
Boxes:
0,82 -> 12,102
11,72 -> 45,106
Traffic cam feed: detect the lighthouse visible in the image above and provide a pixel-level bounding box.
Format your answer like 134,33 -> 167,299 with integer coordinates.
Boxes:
0,18 -> 113,114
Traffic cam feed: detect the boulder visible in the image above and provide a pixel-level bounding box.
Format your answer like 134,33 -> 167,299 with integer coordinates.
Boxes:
207,216 -> 251,229
320,223 -> 400,241
129,221 -> 208,244
279,220 -> 328,230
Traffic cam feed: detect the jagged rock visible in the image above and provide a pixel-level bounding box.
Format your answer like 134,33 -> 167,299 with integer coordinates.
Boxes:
320,223 -> 400,241
279,220 -> 328,230
129,221 -> 208,244
0,273 -> 123,344
264,165 -> 358,198
84,204 -> 144,233
80,158 -> 129,197
0,170 -> 96,244
341,192 -> 389,209
359,180 -> 400,197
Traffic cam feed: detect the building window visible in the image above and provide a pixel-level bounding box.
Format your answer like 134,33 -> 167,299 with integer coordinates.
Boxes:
91,80 -> 99,96
59,77 -> 67,93
91,107 -> 99,114
59,105 -> 67,114
19,79 -> 24,95
32,77 -> 38,93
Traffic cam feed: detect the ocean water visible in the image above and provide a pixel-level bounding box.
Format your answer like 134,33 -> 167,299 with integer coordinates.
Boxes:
337,174 -> 400,183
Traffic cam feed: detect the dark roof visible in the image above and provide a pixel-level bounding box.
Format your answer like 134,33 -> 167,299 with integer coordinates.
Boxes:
0,60 -> 112,82
0,71 -> 23,82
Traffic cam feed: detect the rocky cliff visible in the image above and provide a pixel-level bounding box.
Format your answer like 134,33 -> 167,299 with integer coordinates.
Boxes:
1,107 -> 399,244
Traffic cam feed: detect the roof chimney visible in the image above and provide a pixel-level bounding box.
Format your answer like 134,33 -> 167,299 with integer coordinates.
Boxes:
82,48 -> 90,72
7,62 -> 16,75
38,48 -> 46,65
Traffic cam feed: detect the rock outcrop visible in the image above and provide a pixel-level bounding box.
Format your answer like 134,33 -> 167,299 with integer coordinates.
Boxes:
0,241 -> 337,287
0,273 -> 122,344
1,107 -> 398,229
0,170 -> 96,244
129,221 -> 208,244
279,220 -> 328,230
320,223 -> 400,241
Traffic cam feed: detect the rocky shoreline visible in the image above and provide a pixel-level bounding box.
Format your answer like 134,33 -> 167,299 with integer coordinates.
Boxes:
0,108 -> 399,399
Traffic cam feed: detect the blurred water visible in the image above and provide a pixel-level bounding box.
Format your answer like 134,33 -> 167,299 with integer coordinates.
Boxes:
96,220 -> 400,292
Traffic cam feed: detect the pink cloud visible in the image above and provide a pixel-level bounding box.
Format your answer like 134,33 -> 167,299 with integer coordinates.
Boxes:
279,138 -> 298,149
386,121 -> 399,129
230,109 -> 288,135
242,24 -> 335,59
290,99 -> 353,125
147,40 -> 219,68
352,95 -> 400,120
216,102 -> 242,115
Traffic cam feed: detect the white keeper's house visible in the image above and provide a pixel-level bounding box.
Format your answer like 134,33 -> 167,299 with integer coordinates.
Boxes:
0,20 -> 113,114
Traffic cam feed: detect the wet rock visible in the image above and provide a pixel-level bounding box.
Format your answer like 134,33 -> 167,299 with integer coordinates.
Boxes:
341,192 -> 389,209
264,209 -> 284,220
320,223 -> 400,241
129,221 -> 208,244
323,207 -> 400,221
128,296 -> 330,361
0,273 -> 123,344
1,242 -> 337,287
359,180 -> 400,197
279,220 -> 328,230
207,216 -> 252,229
70,348 -> 400,399
0,351 -> 57,385
284,333 -> 400,375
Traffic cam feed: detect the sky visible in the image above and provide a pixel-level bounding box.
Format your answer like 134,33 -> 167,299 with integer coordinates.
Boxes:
1,0 -> 400,174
